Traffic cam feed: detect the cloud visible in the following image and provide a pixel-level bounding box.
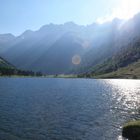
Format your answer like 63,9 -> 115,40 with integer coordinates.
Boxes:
97,0 -> 140,24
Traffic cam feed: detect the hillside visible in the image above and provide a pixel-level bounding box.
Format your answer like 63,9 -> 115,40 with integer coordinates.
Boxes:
88,39 -> 140,75
0,56 -> 16,75
94,60 -> 140,79
0,57 -> 42,76
80,38 -> 140,78
0,56 -> 14,68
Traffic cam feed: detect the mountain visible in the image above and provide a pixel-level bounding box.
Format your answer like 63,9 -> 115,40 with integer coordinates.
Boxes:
0,33 -> 15,44
83,38 -> 140,77
82,13 -> 140,78
0,33 -> 15,54
0,13 -> 140,75
75,14 -> 140,76
0,21 -> 122,74
0,22 -> 87,74
28,33 -> 84,74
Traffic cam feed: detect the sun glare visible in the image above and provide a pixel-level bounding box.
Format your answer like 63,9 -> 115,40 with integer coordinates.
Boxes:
97,0 -> 140,24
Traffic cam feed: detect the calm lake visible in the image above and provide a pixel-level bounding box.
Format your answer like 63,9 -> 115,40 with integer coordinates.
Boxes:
0,78 -> 139,140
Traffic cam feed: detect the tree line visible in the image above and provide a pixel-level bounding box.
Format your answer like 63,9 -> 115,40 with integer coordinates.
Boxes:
0,67 -> 43,76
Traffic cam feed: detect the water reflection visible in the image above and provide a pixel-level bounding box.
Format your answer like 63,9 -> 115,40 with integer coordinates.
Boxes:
104,79 -> 140,114
101,80 -> 140,140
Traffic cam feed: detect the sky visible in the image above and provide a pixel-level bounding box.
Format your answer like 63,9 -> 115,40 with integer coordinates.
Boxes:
0,0 -> 140,35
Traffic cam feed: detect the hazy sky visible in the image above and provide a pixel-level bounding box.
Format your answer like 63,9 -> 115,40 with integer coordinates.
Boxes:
0,0 -> 140,35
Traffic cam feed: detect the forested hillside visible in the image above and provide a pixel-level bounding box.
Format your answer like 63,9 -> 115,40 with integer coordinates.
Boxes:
0,57 -> 42,76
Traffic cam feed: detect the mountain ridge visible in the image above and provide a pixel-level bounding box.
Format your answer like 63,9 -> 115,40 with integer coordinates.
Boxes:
0,13 -> 140,75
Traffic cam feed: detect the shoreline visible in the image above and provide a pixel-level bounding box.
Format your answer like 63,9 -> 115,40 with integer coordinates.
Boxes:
0,75 -> 139,80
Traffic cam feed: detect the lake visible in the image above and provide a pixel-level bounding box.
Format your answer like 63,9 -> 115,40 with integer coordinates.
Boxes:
0,78 -> 139,140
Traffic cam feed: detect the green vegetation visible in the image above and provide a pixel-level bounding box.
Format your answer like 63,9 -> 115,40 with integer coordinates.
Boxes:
53,59 -> 140,79
122,120 -> 140,140
91,41 -> 140,75
78,40 -> 140,79
0,67 -> 43,77
93,60 -> 140,79
0,57 -> 43,77
0,56 -> 15,68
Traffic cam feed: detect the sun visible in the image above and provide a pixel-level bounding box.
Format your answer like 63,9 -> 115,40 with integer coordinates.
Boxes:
117,0 -> 140,19
97,0 -> 140,24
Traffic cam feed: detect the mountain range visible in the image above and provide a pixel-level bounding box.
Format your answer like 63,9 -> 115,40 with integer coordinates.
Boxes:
0,13 -> 140,77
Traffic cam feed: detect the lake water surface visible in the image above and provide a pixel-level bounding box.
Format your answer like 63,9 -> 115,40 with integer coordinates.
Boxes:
0,78 -> 139,140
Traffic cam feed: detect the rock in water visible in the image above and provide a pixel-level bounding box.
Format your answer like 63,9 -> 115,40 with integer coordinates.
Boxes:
122,120 -> 140,140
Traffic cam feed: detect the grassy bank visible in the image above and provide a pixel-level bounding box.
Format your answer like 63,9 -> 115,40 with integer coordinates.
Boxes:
93,60 -> 140,79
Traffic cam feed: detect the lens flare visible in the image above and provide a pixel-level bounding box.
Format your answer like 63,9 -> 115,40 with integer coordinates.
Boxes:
72,55 -> 81,65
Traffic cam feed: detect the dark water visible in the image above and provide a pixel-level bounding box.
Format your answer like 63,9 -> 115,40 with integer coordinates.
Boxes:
0,78 -> 139,140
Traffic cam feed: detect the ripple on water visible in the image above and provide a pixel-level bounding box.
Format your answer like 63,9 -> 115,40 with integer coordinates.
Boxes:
0,78 -> 139,140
